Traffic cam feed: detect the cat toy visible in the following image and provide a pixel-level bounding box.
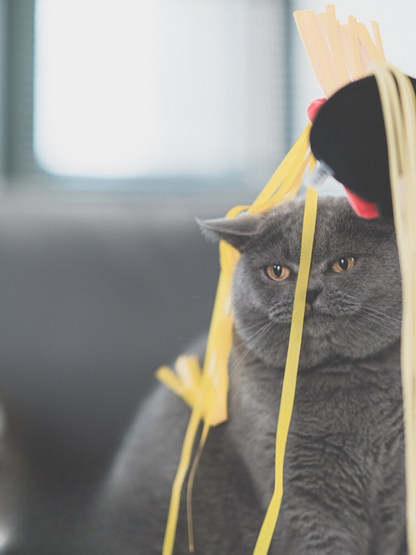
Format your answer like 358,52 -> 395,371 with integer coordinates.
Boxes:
156,6 -> 416,555
308,65 -> 416,555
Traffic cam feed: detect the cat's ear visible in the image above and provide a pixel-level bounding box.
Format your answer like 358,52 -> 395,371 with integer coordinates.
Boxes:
197,213 -> 264,251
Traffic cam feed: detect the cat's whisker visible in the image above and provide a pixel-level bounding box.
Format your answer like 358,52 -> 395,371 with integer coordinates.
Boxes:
240,321 -> 274,351
357,306 -> 402,326
340,294 -> 402,325
237,319 -> 271,334
230,321 -> 275,371
229,346 -> 252,372
245,321 -> 274,345
355,310 -> 397,333
348,313 -> 371,332
359,305 -> 402,324
354,310 -> 390,329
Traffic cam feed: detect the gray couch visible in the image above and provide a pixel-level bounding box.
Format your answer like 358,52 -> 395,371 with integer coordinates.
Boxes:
0,197 -> 223,554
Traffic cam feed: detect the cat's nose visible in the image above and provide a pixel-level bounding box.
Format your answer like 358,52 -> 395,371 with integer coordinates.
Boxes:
306,286 -> 323,305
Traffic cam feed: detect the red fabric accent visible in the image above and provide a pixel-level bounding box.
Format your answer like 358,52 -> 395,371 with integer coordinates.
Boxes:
307,98 -> 326,123
343,188 -> 380,219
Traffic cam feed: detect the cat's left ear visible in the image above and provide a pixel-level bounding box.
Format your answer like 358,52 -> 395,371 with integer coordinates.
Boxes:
198,213 -> 264,251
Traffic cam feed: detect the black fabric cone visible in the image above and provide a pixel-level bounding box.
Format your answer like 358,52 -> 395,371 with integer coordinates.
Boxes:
309,75 -> 416,219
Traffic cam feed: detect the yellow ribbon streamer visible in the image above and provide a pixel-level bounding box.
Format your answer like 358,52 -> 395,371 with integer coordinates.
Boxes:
371,62 -> 416,555
253,187 -> 318,555
158,128 -> 311,555
161,371 -> 211,555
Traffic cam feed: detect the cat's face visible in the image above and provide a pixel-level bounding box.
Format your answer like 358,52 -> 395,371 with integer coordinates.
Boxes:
202,197 -> 402,368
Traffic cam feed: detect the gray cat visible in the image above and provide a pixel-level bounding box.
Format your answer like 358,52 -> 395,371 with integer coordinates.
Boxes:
97,197 -> 406,555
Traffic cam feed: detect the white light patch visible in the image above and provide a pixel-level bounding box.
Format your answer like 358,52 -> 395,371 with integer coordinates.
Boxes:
33,0 -> 247,179
0,528 -> 10,551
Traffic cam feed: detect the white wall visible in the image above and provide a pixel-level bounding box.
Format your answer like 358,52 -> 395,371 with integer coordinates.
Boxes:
292,1 -> 416,139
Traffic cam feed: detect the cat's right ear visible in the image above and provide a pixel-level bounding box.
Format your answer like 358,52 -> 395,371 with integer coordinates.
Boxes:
197,213 -> 264,251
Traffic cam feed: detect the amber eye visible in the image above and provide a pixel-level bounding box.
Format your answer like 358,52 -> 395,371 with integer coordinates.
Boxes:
266,264 -> 291,281
332,257 -> 355,273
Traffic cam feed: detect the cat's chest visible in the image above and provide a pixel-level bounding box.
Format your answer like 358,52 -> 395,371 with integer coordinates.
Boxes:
237,360 -> 402,450
284,365 -> 403,491
232,361 -> 403,506
292,364 -> 402,439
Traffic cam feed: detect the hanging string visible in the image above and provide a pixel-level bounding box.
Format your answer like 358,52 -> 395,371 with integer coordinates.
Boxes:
371,62 -> 416,555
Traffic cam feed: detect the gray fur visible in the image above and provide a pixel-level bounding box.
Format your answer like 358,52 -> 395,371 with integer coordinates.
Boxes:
97,197 -> 406,554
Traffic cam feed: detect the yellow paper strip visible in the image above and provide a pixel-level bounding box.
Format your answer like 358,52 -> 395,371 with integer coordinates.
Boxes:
251,125 -> 311,208
249,130 -> 311,214
253,187 -> 318,555
371,21 -> 385,59
325,5 -> 350,88
304,11 -> 337,97
294,11 -> 328,96
338,24 -> 356,80
316,13 -> 338,89
371,63 -> 416,555
348,16 -> 365,80
158,130 -> 311,555
357,23 -> 382,65
161,376 -> 208,555
186,389 -> 214,553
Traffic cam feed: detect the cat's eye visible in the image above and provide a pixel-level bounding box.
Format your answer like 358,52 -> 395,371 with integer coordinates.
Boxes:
266,264 -> 290,281
332,257 -> 355,273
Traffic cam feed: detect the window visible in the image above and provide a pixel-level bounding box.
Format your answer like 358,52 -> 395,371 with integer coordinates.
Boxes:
29,0 -> 291,192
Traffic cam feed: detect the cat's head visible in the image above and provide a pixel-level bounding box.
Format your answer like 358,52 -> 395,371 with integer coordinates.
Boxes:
200,197 -> 401,368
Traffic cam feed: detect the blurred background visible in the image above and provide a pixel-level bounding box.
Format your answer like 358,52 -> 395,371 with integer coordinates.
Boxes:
0,1 -> 415,552
3,0 -> 290,196
0,0 -> 415,194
